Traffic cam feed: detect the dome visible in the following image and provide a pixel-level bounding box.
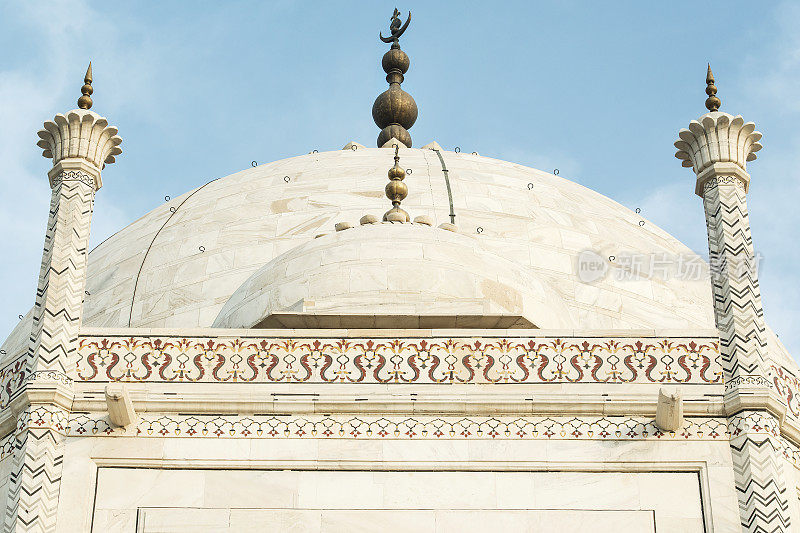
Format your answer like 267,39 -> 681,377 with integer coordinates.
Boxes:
212,222 -> 572,329
1,146 -> 736,359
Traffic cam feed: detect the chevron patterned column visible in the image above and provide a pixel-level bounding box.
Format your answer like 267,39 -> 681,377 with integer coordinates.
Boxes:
3,407 -> 68,533
3,90 -> 122,531
729,412 -> 792,532
26,171 -> 96,381
676,111 -> 767,389
675,87 -> 792,530
702,174 -> 769,389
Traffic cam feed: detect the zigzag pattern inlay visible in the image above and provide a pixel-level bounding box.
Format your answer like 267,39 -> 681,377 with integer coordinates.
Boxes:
701,176 -> 791,531
760,416 -> 800,472
5,170 -> 95,532
2,407 -> 68,533
27,173 -> 94,380
703,177 -> 769,387
729,411 -> 791,532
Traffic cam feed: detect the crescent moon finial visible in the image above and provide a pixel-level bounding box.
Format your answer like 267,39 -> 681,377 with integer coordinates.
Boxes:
379,9 -> 411,46
373,8 -> 417,148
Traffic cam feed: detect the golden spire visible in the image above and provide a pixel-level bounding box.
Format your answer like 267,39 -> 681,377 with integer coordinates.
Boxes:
383,144 -> 410,221
705,63 -> 720,112
77,62 -> 93,110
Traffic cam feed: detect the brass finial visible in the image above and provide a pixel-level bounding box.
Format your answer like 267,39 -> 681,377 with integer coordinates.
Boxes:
380,8 -> 411,48
383,144 -> 410,222
705,63 -> 720,112
77,62 -> 93,110
373,9 -> 417,148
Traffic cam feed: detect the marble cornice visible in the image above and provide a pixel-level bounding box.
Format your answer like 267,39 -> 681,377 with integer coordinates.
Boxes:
2,327 -> 799,451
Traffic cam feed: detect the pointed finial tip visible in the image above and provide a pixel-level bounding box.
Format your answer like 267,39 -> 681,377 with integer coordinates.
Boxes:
704,63 -> 720,112
78,61 -> 93,110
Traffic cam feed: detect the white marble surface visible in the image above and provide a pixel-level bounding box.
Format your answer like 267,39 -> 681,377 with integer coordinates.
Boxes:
92,468 -> 700,532
2,148 -> 724,351
213,222 -> 573,329
36,108 -> 123,173
0,450 -> 13,523
56,436 -> 738,532
674,111 -> 762,184
3,147 -> 796,372
132,508 -> 655,532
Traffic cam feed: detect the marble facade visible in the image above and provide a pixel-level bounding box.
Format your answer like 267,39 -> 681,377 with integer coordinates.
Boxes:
1,63 -> 798,533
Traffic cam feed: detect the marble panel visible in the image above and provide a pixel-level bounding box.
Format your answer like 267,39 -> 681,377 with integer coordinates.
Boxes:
319,510 -> 434,533
88,467 -> 705,532
137,508 -> 230,532
433,509 -> 654,533
92,510 -> 136,533
93,468 -> 206,510
228,509 -> 322,532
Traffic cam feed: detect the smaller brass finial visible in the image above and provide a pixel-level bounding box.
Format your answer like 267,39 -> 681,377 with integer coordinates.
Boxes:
705,63 -> 720,112
78,62 -> 93,110
383,144 -> 410,222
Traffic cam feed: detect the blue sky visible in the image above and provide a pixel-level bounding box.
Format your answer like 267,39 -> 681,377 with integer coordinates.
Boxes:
2,1 -> 800,357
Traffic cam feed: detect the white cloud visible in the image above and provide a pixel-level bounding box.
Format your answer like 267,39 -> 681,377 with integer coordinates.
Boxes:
743,2 -> 800,114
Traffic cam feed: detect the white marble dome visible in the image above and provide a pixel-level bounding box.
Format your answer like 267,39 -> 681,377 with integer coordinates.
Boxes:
2,146 -> 730,359
212,221 -> 573,329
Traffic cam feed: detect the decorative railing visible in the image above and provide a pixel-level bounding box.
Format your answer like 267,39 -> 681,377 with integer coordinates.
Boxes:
75,335 -> 723,385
